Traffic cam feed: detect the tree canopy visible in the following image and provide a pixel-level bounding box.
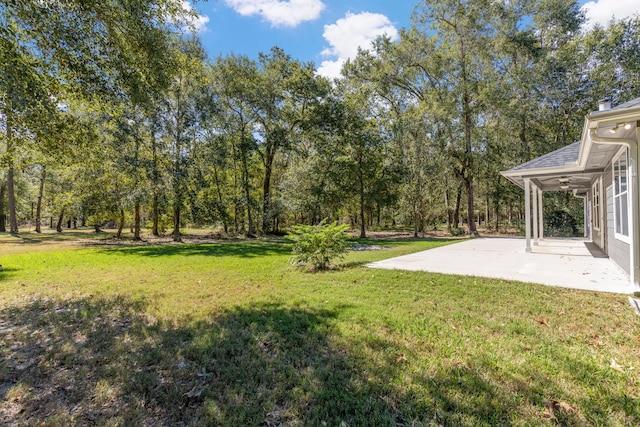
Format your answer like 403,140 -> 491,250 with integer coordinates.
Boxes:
2,0 -> 639,237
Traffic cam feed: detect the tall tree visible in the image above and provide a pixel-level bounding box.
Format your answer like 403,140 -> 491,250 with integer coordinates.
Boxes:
209,55 -> 262,236
251,47 -> 329,233
159,37 -> 207,242
412,0 -> 517,235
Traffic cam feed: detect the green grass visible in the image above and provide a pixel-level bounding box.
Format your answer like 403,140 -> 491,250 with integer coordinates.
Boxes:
0,233 -> 639,426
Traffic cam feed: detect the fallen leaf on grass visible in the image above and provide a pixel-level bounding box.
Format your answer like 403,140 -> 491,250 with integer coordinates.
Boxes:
542,406 -> 556,420
552,401 -> 576,413
396,353 -> 407,363
184,387 -> 203,398
264,408 -> 288,426
611,358 -> 625,372
545,400 -> 577,419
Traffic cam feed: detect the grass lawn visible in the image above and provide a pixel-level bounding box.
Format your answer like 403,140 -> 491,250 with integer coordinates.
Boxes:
0,231 -> 639,426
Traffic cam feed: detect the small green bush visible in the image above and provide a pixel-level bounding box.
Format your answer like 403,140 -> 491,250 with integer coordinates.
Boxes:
449,226 -> 466,236
289,222 -> 350,271
546,209 -> 579,236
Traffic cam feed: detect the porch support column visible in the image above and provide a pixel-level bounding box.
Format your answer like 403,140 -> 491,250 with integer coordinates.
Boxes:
583,197 -> 589,238
533,184 -> 539,245
630,138 -> 639,286
538,188 -> 544,240
524,178 -> 532,253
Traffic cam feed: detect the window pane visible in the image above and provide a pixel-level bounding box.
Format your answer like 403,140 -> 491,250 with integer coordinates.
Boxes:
616,197 -> 621,234
622,194 -> 629,236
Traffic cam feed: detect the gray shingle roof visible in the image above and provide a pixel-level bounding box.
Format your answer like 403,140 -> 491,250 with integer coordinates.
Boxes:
591,97 -> 640,116
508,141 -> 581,172
610,97 -> 640,111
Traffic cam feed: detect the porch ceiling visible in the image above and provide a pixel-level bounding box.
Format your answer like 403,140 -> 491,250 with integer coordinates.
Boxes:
529,171 -> 600,192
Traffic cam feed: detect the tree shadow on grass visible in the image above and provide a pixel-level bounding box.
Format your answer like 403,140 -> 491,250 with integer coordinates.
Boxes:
0,296 -> 410,425
1,295 -> 633,426
0,267 -> 20,282
96,241 -> 292,259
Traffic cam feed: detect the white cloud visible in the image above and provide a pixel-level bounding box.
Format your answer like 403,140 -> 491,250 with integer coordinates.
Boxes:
581,0 -> 640,29
180,0 -> 210,33
316,12 -> 399,79
225,0 -> 325,27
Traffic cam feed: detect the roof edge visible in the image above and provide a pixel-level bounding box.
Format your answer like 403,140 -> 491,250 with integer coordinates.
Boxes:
501,163 -> 580,177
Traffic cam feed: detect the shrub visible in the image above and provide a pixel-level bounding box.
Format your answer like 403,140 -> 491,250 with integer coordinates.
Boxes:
448,226 -> 466,236
546,209 -> 579,236
289,222 -> 350,271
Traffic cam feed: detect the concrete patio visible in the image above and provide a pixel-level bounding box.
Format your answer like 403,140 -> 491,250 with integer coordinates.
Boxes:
367,237 -> 637,294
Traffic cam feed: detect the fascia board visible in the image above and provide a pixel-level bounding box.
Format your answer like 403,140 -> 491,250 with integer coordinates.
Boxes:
500,164 -> 581,178
587,106 -> 640,123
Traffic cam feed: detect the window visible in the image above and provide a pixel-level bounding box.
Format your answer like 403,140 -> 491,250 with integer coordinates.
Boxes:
592,178 -> 601,230
613,148 -> 629,240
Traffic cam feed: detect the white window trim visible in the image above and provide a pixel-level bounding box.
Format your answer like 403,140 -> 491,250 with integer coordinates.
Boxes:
592,178 -> 601,231
613,147 -> 631,244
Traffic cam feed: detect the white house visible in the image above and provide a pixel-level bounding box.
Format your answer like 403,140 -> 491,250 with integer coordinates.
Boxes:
502,98 -> 640,290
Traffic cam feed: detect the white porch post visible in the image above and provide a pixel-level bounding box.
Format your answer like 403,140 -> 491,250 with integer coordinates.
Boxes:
583,197 -> 588,238
538,189 -> 544,240
630,141 -> 639,286
524,178 -> 532,253
532,184 -> 539,245
599,176 -> 604,249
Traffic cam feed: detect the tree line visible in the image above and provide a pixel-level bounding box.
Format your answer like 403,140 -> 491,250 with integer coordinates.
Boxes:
2,0 -> 639,240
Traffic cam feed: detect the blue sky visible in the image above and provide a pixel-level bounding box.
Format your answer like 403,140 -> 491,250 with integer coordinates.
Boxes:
185,0 -> 640,79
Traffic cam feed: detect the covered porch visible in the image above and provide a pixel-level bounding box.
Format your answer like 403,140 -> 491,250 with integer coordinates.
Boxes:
501,141 -> 619,253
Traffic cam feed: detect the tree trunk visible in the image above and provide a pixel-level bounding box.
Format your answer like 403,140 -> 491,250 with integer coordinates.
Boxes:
151,115 -> 160,237
171,158 -> 182,242
464,176 -> 478,235
359,172 -> 366,238
134,202 -> 141,240
212,162 -> 228,233
6,108 -> 18,234
231,144 -> 241,234
152,194 -> 159,236
0,183 -> 6,232
485,191 -> 490,229
172,204 -> 181,242
459,36 -> 477,236
444,185 -> 452,230
453,183 -> 462,229
262,159 -> 273,234
117,208 -> 125,239
56,208 -> 65,233
242,148 -> 254,237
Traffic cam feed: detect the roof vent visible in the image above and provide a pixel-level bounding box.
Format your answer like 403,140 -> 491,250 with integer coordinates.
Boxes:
598,98 -> 611,111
